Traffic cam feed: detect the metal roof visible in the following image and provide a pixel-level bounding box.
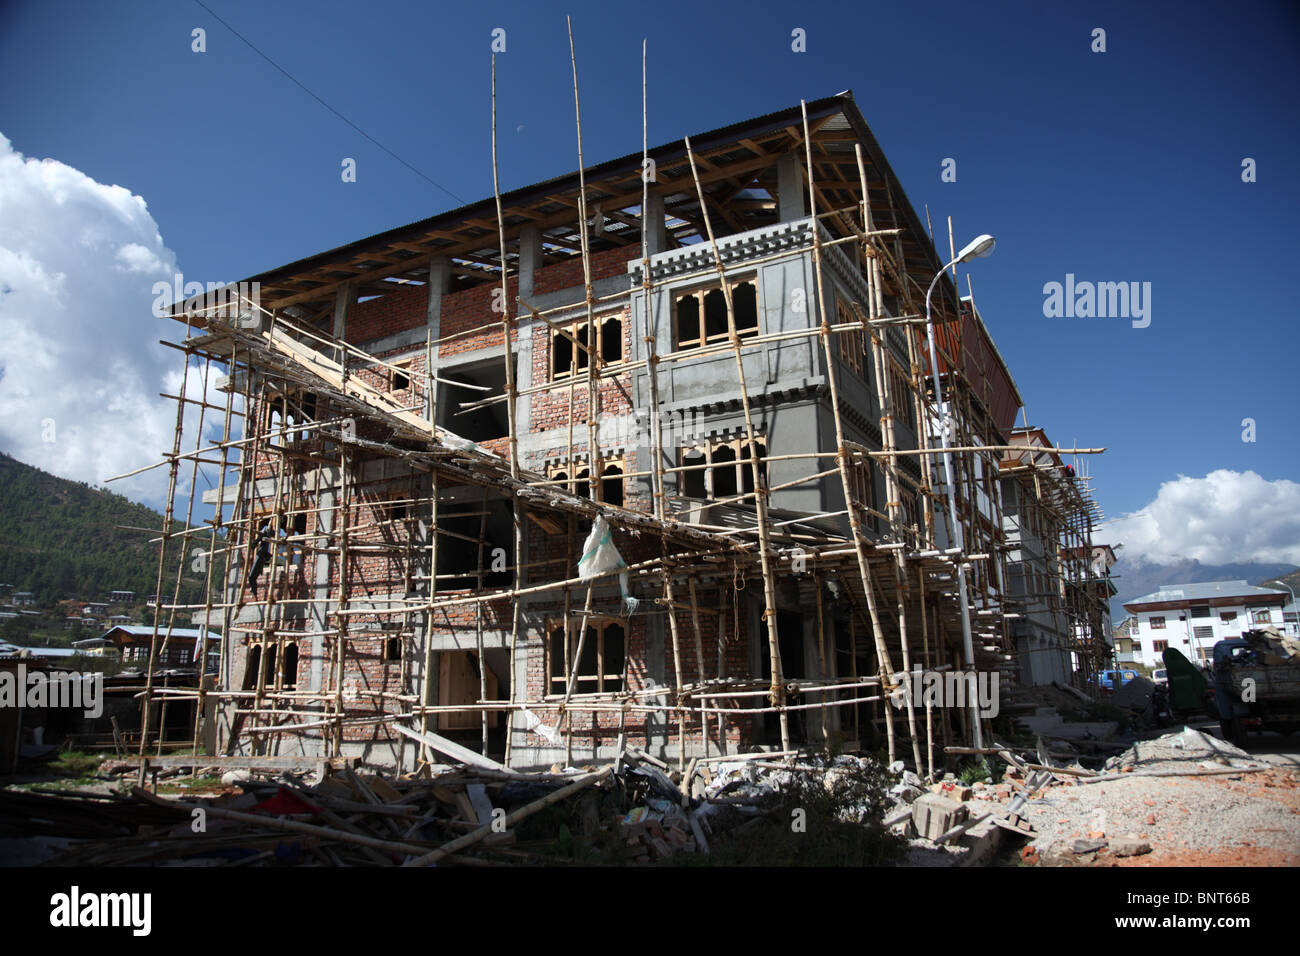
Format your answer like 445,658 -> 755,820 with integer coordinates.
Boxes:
1123,579 -> 1289,609
181,91 -> 965,320
102,625 -> 211,640
0,645 -> 79,658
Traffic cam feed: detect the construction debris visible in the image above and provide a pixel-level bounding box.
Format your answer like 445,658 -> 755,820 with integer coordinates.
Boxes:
1,746 -> 898,866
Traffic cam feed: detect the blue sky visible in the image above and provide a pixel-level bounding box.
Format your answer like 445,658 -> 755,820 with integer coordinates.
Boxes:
1,0 -> 1297,566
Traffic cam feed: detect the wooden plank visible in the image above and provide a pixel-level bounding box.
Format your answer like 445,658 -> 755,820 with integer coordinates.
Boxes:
466,784 -> 495,826
453,790 -> 477,823
402,768 -> 610,867
392,722 -> 510,774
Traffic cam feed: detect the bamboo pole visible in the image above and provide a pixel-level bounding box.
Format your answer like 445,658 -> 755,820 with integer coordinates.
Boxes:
138,315 -> 196,780
800,100 -> 898,763
683,133 -> 790,753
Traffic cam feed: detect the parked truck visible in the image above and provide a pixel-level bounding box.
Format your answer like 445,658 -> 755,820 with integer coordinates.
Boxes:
1210,630 -> 1300,748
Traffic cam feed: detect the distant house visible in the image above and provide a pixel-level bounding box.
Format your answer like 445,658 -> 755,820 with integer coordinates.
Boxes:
98,625 -> 219,672
83,603 -> 109,619
108,590 -> 136,604
12,592 -> 35,607
107,614 -> 135,626
1111,616 -> 1139,665
1123,580 -> 1290,668
70,636 -> 117,658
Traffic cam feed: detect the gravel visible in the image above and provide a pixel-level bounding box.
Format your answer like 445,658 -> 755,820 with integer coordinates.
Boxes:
1019,728 -> 1300,861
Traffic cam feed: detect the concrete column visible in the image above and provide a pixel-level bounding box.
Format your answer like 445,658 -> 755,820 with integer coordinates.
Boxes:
332,281 -> 352,340
426,256 -> 452,331
644,191 -> 667,255
309,476 -> 335,697
517,226 -> 542,305
777,153 -> 808,222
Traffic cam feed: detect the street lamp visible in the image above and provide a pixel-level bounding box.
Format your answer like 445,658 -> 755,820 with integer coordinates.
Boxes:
923,234 -> 995,749
1276,580 -> 1298,638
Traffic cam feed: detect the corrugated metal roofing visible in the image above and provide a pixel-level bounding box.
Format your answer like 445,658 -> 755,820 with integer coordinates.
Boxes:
1124,579 -> 1288,607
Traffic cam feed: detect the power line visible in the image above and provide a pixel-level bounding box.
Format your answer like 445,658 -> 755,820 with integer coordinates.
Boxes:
191,0 -> 467,205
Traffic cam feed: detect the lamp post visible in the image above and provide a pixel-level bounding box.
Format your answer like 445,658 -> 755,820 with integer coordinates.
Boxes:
922,234 -> 995,749
1276,580 -> 1298,638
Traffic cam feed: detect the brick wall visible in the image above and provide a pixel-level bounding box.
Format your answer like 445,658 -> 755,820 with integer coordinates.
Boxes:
346,283 -> 427,344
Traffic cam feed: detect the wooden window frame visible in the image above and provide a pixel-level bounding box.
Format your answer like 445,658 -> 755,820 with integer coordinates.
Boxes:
886,360 -> 916,432
836,297 -> 865,379
244,638 -> 297,690
673,277 -> 759,352
382,634 -> 403,663
547,455 -> 626,504
266,388 -> 323,447
1149,616 -> 1166,630
847,457 -> 876,530
679,437 -> 767,502
1152,639 -> 1168,654
547,618 -> 626,695
390,360 -> 413,394
551,310 -> 625,381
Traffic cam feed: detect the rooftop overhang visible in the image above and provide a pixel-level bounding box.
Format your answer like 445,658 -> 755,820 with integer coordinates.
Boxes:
168,92 -> 963,326
1122,593 -> 1287,614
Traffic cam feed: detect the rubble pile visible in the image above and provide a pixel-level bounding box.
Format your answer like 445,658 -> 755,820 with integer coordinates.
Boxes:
1103,726 -> 1262,774
2,724 -> 1295,867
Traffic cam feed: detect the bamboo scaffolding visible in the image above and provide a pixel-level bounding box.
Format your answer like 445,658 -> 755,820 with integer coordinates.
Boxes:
131,77 -> 1112,775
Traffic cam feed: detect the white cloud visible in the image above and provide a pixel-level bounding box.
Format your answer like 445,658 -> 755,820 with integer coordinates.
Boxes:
0,132 -> 218,508
115,242 -> 165,274
1100,470 -> 1300,565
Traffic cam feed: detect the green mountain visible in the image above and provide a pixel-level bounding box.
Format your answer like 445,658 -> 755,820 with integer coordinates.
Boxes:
0,452 -> 222,607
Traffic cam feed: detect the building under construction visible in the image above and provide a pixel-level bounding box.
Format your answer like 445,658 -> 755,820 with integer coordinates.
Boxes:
137,89 -> 1113,776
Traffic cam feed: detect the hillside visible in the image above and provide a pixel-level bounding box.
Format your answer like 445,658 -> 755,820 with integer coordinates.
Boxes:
0,452 -> 221,606
1258,568 -> 1300,602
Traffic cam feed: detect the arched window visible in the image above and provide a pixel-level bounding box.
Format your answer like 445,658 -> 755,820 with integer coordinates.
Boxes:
601,463 -> 624,508
674,277 -> 760,350
282,642 -> 299,690
711,444 -> 738,498
242,644 -> 261,691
